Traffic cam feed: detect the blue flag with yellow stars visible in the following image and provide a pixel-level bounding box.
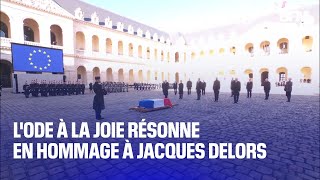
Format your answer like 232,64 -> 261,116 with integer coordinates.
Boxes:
11,43 -> 64,73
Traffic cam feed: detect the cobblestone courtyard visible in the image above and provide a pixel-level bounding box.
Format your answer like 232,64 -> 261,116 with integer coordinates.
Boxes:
1,89 -> 319,180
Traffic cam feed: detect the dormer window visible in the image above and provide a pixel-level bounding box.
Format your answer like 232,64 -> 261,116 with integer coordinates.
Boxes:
128,25 -> 134,34
137,28 -> 143,37
91,12 -> 99,25
74,8 -> 84,20
153,33 -> 158,41
105,17 -> 112,28
117,22 -> 124,31
145,31 -> 151,39
160,36 -> 165,43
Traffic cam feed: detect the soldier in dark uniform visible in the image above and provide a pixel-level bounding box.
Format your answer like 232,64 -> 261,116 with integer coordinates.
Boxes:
201,80 -> 206,95
40,81 -> 45,97
246,78 -> 253,98
187,79 -> 192,95
230,78 -> 235,97
178,80 -> 184,99
196,78 -> 202,100
284,78 -> 293,102
93,77 -> 106,120
233,78 -> 241,103
263,78 -> 271,100
23,81 -> 30,98
173,81 -> 178,95
162,80 -> 169,98
213,78 -> 220,102
34,80 -> 40,97
43,80 -> 48,97
52,81 -> 57,96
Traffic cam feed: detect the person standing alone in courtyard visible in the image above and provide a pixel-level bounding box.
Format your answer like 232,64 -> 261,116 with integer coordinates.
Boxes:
93,77 -> 106,120
178,80 -> 184,99
263,78 -> 271,100
187,79 -> 192,95
230,78 -> 235,97
233,78 -> 241,103
196,78 -> 202,100
284,78 -> 293,102
213,78 -> 220,102
201,80 -> 206,95
173,81 -> 178,95
246,78 -> 253,98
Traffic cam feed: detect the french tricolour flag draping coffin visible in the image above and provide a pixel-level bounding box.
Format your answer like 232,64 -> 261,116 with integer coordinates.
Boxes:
139,98 -> 173,109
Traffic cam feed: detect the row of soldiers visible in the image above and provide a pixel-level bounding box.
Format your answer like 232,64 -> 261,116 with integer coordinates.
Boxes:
133,83 -> 160,91
162,78 -> 293,103
89,82 -> 129,93
23,80 -> 85,98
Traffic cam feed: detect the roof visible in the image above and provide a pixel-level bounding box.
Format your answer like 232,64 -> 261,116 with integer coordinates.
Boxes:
54,0 -> 170,40
183,4 -> 319,44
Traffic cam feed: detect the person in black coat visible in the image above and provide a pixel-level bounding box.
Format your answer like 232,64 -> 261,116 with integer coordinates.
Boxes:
246,78 -> 253,98
196,78 -> 202,100
284,78 -> 293,102
162,80 -> 169,98
230,78 -> 235,97
178,80 -> 184,99
201,81 -> 206,95
213,78 -> 220,102
89,82 -> 93,93
81,82 -> 85,94
233,78 -> 241,103
93,77 -> 106,120
263,78 -> 271,100
23,81 -> 30,98
187,79 -> 192,95
173,81 -> 178,95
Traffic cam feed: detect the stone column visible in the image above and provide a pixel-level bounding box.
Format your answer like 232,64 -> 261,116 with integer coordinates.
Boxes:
10,16 -> 24,43
39,21 -> 51,46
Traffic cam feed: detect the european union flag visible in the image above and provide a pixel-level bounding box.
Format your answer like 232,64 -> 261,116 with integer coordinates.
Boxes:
11,43 -> 64,73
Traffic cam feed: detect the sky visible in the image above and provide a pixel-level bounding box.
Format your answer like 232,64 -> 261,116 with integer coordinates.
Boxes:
83,0 -> 318,33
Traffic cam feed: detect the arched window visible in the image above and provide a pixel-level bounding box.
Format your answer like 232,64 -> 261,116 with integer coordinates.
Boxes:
276,67 -> 288,86
175,52 -> 179,62
0,22 -> 8,38
200,51 -> 205,57
24,26 -> 34,42
50,32 -> 56,45
219,48 -> 225,54
106,38 -> 112,53
230,46 -> 236,55
146,47 -> 150,59
50,25 -> 63,46
118,41 -> 123,55
76,31 -> 85,50
154,49 -> 158,60
191,52 -> 196,60
23,18 -> 39,42
300,67 -> 312,83
92,35 -> 99,52
1,12 -> 11,38
245,43 -> 254,57
260,41 -> 270,55
209,49 -> 214,56
161,51 -> 164,61
302,36 -> 313,52
138,45 -> 142,58
277,38 -> 289,54
128,43 -> 133,57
